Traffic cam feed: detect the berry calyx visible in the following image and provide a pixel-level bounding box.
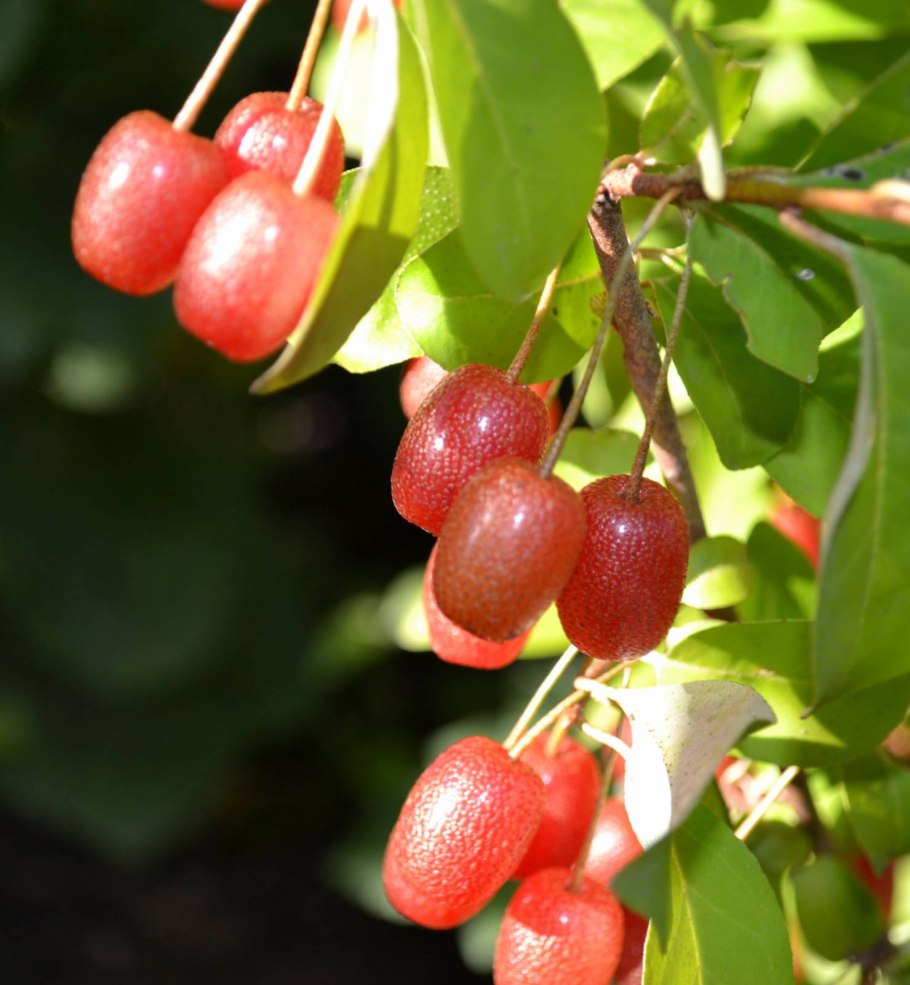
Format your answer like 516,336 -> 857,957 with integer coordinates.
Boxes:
583,797 -> 643,886
173,170 -> 338,361
493,867 -> 625,985
511,732 -> 601,880
424,547 -> 530,670
433,457 -> 587,642
71,111 -> 228,295
214,92 -> 345,200
383,736 -> 544,929
556,474 -> 689,661
391,363 -> 550,536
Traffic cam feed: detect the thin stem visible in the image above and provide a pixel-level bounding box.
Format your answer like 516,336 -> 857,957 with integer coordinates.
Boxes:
286,0 -> 335,111
539,188 -> 681,479
578,721 -> 632,765
173,0 -> 269,133
734,765 -> 800,842
601,163 -> 910,227
626,244 -> 693,502
504,645 -> 578,754
292,0 -> 366,197
507,263 -> 562,383
568,750 -> 612,892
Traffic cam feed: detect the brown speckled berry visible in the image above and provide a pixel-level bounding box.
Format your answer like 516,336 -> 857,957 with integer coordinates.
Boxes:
433,457 -> 586,642
391,364 -> 549,535
556,474 -> 689,661
383,735 -> 544,929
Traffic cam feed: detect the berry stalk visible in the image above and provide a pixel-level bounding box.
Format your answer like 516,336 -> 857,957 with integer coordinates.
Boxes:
173,0 -> 270,132
506,263 -> 562,383
286,0 -> 335,111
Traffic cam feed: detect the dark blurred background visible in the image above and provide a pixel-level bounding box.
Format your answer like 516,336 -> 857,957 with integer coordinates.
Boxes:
0,1 -> 505,979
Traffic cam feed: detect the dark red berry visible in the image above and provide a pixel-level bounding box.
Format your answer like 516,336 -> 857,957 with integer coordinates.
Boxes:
201,0 -> 246,8
383,736 -> 544,929
493,867 -> 625,985
615,908 -> 649,985
512,733 -> 600,880
424,546 -> 530,669
433,457 -> 586,642
173,170 -> 338,362
71,111 -> 228,295
214,92 -> 345,200
556,474 -> 689,661
391,364 -> 549,536
583,797 -> 642,886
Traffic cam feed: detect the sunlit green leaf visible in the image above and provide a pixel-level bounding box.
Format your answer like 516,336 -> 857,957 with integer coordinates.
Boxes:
683,535 -> 754,608
552,427 -> 640,491
712,0 -> 910,42
842,751 -> 910,870
253,7 -> 428,393
409,0 -> 607,300
814,248 -> 910,707
650,271 -> 800,467
739,522 -> 817,622
641,805 -> 795,984
662,621 -> 910,766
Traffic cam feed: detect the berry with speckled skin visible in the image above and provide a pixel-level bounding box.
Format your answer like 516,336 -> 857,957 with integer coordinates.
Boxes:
383,736 -> 544,929
512,733 -> 600,880
72,111 -> 228,295
391,364 -> 549,536
214,92 -> 345,200
424,546 -> 531,669
173,170 -> 338,361
583,797 -> 642,886
493,867 -> 625,985
557,474 -> 688,661
433,457 -> 586,642
614,909 -> 649,985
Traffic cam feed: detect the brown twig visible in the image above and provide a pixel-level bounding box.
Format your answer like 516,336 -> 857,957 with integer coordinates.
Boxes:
586,191 -> 707,543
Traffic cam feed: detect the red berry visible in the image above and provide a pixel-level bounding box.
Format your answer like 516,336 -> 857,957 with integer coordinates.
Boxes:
214,92 -> 345,200
71,111 -> 228,296
391,364 -> 549,536
614,908 -> 649,985
529,380 -> 562,437
173,170 -> 338,362
556,475 -> 689,661
383,736 -> 544,929
851,855 -> 895,918
512,733 -> 601,880
583,797 -> 642,886
332,0 -> 403,33
424,546 -> 530,669
399,356 -> 448,419
201,0 -> 246,9
433,457 -> 587,642
493,867 -> 625,985
770,497 -> 820,569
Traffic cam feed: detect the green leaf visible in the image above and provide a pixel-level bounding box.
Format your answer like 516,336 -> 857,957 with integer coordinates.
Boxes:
765,324 -> 859,516
813,249 -> 910,706
252,7 -> 428,394
583,679 -> 774,846
689,204 -> 855,381
642,805 -> 795,985
650,272 -> 800,468
712,0 -> 910,42
683,535 -> 754,609
408,0 -> 607,300
663,621 -> 910,767
843,750 -> 910,870
640,37 -> 760,168
395,231 -> 590,382
800,50 -> 910,173
551,427 -> 640,491
561,0 -> 664,90
334,167 -> 458,374
792,856 -> 884,962
739,522 -> 817,622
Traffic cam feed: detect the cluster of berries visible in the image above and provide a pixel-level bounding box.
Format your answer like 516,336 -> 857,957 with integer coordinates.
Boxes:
71,5 -> 347,362
384,356 -> 692,981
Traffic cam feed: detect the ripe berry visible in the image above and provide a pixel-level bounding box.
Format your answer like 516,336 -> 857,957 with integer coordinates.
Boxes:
214,92 -> 345,200
512,733 -> 600,880
614,908 -> 649,985
433,457 -> 587,642
493,867 -> 625,985
173,170 -> 338,361
383,736 -> 544,929
201,0 -> 246,9
556,474 -> 689,661
770,495 -> 820,569
583,797 -> 642,886
424,547 -> 530,669
391,363 -> 549,535
399,356 -> 448,419
71,111 -> 228,295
